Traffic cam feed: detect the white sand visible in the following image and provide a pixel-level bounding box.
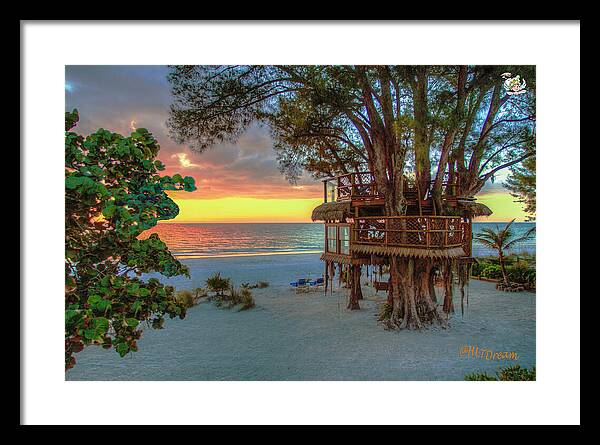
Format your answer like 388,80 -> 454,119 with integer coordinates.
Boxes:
66,253 -> 535,381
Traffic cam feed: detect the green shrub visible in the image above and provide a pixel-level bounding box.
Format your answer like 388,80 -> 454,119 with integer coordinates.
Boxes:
497,365 -> 536,381
175,290 -> 195,308
238,288 -> 255,310
472,258 -> 535,287
465,365 -> 536,381
506,262 -> 536,286
206,272 -> 231,296
471,261 -> 484,276
224,288 -> 240,309
174,288 -> 207,308
223,287 -> 255,310
209,279 -> 256,311
481,264 -> 503,280
464,372 -> 497,381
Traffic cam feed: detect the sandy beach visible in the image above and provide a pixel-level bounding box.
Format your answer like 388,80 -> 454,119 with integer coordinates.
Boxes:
66,253 -> 535,381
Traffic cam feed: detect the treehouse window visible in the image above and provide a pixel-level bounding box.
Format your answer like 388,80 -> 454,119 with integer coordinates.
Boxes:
327,226 -> 337,253
340,226 -> 350,255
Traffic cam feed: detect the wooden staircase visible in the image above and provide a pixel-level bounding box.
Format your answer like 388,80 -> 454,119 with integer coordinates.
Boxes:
404,190 -> 434,216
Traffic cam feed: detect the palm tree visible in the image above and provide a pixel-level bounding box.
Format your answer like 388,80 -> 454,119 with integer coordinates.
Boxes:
474,219 -> 536,285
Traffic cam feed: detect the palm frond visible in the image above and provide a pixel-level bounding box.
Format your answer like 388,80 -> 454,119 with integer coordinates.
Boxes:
504,226 -> 536,250
479,228 -> 500,240
473,237 -> 497,249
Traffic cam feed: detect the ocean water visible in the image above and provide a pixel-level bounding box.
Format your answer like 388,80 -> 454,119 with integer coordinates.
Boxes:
142,221 -> 536,259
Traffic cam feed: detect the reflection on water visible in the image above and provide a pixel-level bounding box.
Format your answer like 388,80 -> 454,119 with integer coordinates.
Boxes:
140,223 -> 325,258
140,222 -> 535,259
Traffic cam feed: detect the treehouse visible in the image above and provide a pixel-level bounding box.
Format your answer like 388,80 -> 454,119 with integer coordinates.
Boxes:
311,171 -> 492,305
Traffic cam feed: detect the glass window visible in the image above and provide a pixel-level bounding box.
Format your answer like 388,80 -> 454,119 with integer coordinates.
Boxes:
327,226 -> 337,253
339,226 -> 350,255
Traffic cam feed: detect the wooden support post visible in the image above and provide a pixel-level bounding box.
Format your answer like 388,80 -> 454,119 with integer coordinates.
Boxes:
323,181 -> 327,203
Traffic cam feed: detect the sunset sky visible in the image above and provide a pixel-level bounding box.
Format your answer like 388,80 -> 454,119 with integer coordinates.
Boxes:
65,65 -> 528,223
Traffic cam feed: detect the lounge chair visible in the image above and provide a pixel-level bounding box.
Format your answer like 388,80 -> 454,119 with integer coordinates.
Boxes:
309,277 -> 325,291
290,278 -> 310,293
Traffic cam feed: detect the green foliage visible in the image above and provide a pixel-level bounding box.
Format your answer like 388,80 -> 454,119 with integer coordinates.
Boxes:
205,273 -> 256,311
167,65 -> 536,191
506,155 -> 536,221
213,287 -> 256,311
474,220 -> 536,256
465,365 -> 536,381
497,365 -> 536,381
481,264 -> 503,280
464,372 -> 497,381
474,220 -> 536,284
237,287 -> 256,311
506,262 -> 536,287
65,110 -> 197,370
472,257 -> 535,287
174,288 -> 207,308
205,272 -> 231,296
470,261 -> 483,276
471,261 -> 504,279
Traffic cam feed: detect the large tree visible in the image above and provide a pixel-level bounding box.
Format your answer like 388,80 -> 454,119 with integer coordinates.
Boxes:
167,65 -> 536,329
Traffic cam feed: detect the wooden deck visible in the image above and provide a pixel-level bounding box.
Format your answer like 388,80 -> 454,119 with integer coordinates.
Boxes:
324,216 -> 469,259
323,171 -> 460,207
354,216 -> 466,249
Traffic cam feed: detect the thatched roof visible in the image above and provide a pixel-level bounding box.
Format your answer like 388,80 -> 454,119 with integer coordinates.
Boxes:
351,244 -> 466,259
320,252 -> 371,265
311,201 -> 351,222
457,200 -> 493,217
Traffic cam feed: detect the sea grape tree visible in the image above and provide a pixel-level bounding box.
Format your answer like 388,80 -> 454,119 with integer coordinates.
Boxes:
166,65 -> 536,329
65,109 -> 196,370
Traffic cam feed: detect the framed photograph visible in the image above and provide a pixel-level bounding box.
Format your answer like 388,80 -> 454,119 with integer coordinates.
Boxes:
21,21 -> 580,426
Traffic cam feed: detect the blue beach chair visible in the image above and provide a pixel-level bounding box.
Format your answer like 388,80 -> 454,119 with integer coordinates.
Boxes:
309,277 -> 325,291
290,278 -> 310,293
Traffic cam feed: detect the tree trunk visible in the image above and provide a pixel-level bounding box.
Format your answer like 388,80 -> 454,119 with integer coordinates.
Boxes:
428,264 -> 437,304
356,266 -> 364,300
347,264 -> 361,310
442,262 -> 454,314
388,256 -> 404,328
498,251 -> 509,285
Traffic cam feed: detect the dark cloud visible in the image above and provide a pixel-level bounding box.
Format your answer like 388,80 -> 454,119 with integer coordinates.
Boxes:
65,65 -> 321,200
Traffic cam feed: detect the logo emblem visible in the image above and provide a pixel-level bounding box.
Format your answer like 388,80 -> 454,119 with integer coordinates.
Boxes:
501,73 -> 527,95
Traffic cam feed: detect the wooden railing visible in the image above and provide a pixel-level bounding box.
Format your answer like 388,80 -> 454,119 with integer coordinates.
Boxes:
323,172 -> 460,203
353,216 -> 467,249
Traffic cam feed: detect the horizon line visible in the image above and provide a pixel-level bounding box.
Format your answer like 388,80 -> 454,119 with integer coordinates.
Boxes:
157,220 -> 535,224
